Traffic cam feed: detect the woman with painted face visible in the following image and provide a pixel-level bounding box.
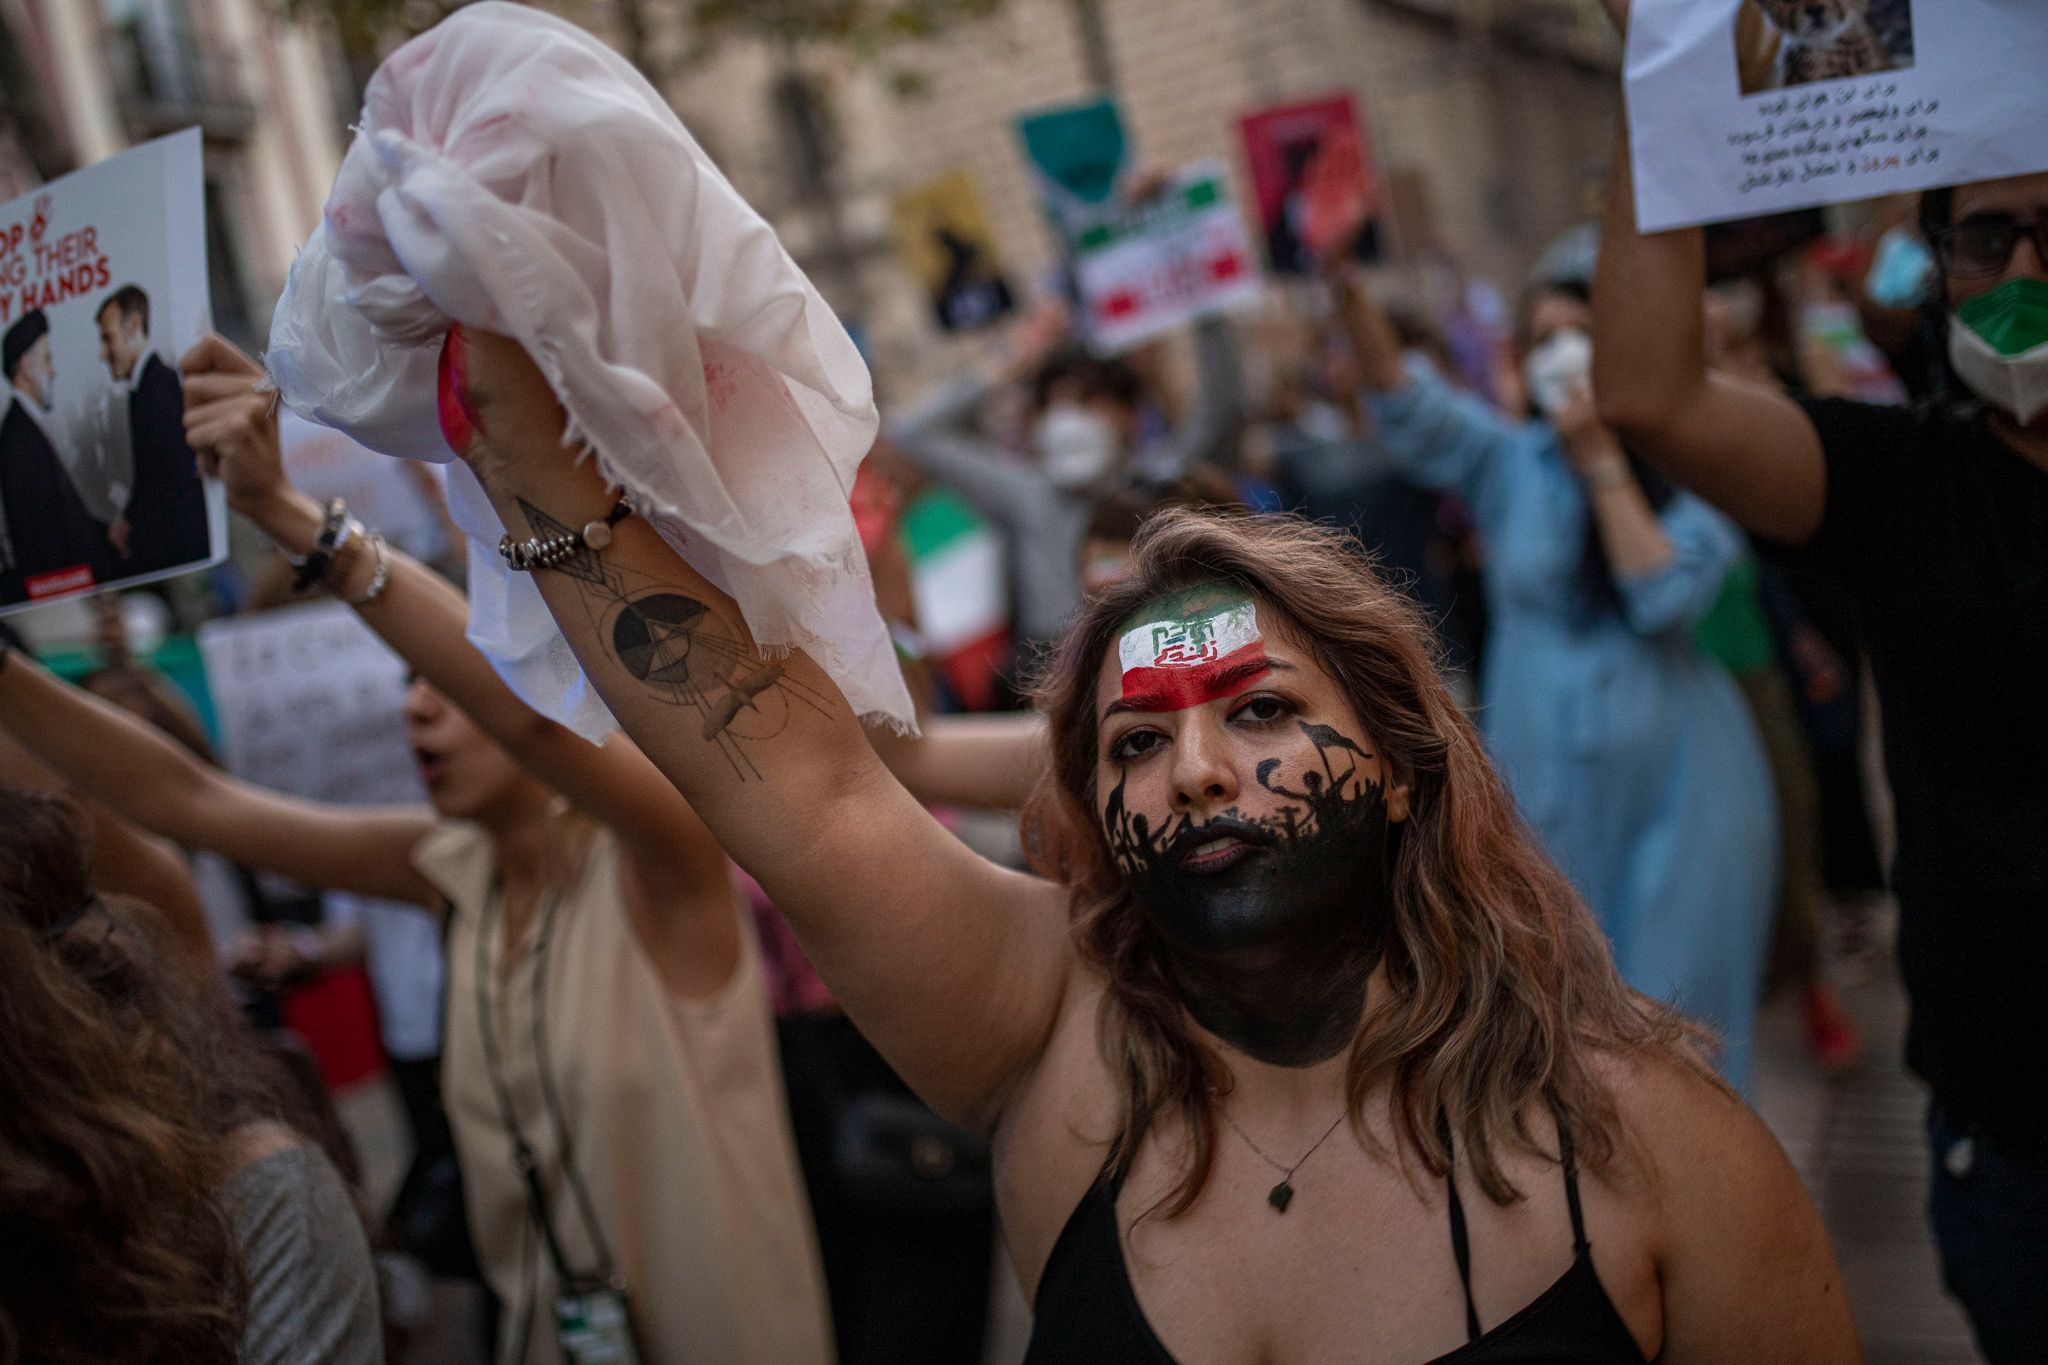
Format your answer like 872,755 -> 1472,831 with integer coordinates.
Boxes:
0,336 -> 836,1365
1323,264 -> 1780,1094
1593,122 -> 2048,1360
439,323 -> 1857,1363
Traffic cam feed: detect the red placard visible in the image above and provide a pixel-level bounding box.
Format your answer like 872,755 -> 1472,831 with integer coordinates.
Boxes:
1238,93 -> 1382,275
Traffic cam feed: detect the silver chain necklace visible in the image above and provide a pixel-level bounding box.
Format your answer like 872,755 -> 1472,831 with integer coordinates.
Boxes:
1219,1107 -> 1350,1213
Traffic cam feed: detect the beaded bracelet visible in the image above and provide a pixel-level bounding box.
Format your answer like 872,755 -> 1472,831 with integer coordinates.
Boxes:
498,498 -> 632,573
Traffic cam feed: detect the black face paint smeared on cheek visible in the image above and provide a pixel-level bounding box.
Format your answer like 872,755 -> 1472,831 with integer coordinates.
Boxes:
1101,721 -> 1395,1067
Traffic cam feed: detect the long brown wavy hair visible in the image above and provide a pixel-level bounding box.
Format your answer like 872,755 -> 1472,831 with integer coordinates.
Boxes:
0,791 -> 244,1365
1024,510 -> 1720,1216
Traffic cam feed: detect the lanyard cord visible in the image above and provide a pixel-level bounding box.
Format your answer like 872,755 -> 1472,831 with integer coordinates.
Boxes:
527,883 -> 620,1279
474,882 -> 619,1292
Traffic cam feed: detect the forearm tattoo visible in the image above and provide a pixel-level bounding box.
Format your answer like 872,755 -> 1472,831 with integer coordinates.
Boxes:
516,497 -> 833,780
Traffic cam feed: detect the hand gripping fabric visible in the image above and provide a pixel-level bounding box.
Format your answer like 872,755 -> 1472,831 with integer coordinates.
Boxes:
267,1 -> 914,740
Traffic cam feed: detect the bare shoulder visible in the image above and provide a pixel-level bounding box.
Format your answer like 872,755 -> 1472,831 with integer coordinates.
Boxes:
1587,1048 -> 1800,1227
991,964 -> 1123,1298
1597,1049 -> 1778,1173
1594,1050 -> 1861,1363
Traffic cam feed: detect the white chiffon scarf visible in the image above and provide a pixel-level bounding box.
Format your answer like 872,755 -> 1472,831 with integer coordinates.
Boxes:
267,1 -> 913,739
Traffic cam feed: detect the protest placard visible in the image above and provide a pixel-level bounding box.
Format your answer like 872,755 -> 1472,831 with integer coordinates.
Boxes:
1238,93 -> 1382,274
197,599 -> 424,808
0,130 -> 221,612
199,597 -> 436,1082
1068,161 -> 1263,354
889,172 -> 1017,333
1625,0 -> 2048,232
1016,98 -> 1129,233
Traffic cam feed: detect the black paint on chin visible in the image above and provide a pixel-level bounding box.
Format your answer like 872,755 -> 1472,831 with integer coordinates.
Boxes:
1102,721 -> 1396,1068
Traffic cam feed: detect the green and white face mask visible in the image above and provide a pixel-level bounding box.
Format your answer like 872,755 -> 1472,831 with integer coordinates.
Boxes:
1949,276 -> 2048,423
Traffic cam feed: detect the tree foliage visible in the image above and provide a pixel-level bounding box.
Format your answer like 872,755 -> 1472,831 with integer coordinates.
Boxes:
274,0 -> 1014,83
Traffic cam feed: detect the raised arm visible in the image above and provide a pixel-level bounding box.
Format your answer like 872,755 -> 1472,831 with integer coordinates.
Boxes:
1550,386 -> 1743,638
1162,316 -> 1246,472
873,711 -> 1050,811
1327,266 -> 1518,517
436,329 -> 1071,1125
180,336 -> 740,994
887,371 -> 1050,526
0,641 -> 437,907
887,302 -> 1077,525
0,725 -> 213,963
1592,130 -> 1827,543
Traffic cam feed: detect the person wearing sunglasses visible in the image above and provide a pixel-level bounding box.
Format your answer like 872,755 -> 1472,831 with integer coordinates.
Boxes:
1591,121 -> 2048,1365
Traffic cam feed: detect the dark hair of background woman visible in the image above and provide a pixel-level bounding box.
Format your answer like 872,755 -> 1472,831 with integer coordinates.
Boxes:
0,790 -> 244,1365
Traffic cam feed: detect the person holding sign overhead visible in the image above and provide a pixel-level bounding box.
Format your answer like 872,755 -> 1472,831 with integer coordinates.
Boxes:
1593,3 -> 2048,1358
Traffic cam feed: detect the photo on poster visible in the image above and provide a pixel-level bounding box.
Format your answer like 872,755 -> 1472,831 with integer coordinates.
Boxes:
1736,0 -> 1915,96
0,129 -> 220,615
890,172 -> 1017,333
1238,93 -> 1382,276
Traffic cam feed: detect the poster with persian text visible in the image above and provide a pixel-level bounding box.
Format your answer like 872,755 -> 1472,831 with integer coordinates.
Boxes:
1624,0 -> 2048,232
0,129 -> 221,614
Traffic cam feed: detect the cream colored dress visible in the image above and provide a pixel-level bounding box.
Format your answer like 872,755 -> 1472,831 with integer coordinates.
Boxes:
417,821 -> 834,1365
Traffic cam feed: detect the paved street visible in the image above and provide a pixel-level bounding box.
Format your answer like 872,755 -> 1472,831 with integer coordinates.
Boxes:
1750,908 -> 1983,1365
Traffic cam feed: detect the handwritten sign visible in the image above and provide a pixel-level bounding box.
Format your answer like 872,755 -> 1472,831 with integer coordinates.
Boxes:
197,600 -> 424,808
1625,0 -> 2048,232
1070,160 -> 1262,354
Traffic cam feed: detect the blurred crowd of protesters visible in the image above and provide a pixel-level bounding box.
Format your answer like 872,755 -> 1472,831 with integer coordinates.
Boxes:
1,115 -> 2040,1362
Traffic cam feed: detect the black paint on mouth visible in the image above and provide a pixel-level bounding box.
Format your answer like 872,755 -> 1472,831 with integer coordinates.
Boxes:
1098,720 -> 1397,1067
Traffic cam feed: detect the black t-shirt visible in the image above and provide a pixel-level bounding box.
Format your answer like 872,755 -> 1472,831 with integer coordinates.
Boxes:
1805,397 -> 2048,1159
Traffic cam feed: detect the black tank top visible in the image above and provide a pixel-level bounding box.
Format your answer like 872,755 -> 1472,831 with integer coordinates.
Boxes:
1022,1118 -> 1648,1364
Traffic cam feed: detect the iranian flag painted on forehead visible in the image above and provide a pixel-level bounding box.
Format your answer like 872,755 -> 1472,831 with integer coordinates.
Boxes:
1117,592 -> 1269,711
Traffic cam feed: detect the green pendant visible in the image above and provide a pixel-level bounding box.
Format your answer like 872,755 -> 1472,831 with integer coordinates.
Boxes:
1267,1180 -> 1295,1213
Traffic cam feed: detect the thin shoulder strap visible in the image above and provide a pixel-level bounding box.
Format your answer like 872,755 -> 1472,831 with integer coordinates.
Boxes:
1438,1110 -> 1484,1343
1556,1110 -> 1591,1256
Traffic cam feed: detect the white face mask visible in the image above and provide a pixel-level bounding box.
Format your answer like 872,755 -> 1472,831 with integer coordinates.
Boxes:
1523,327 -> 1593,420
1033,403 -> 1121,489
1297,400 -> 1349,444
1950,324 -> 2048,424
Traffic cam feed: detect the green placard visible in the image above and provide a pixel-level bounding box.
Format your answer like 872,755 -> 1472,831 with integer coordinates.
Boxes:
1016,98 -> 1127,207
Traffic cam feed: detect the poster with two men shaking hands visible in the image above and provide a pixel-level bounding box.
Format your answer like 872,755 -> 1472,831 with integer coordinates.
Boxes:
0,129 -> 221,615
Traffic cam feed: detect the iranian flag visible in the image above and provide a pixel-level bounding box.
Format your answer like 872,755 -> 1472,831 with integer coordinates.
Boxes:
1117,595 -> 1267,710
902,488 -> 1011,711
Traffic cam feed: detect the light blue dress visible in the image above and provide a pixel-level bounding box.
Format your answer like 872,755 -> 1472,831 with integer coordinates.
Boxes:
1370,362 -> 1778,1090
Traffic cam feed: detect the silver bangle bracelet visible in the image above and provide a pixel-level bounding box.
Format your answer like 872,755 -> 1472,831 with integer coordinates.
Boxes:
347,532 -> 392,606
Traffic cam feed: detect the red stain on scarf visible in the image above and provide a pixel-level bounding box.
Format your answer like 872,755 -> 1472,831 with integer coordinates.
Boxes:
436,325 -> 482,455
